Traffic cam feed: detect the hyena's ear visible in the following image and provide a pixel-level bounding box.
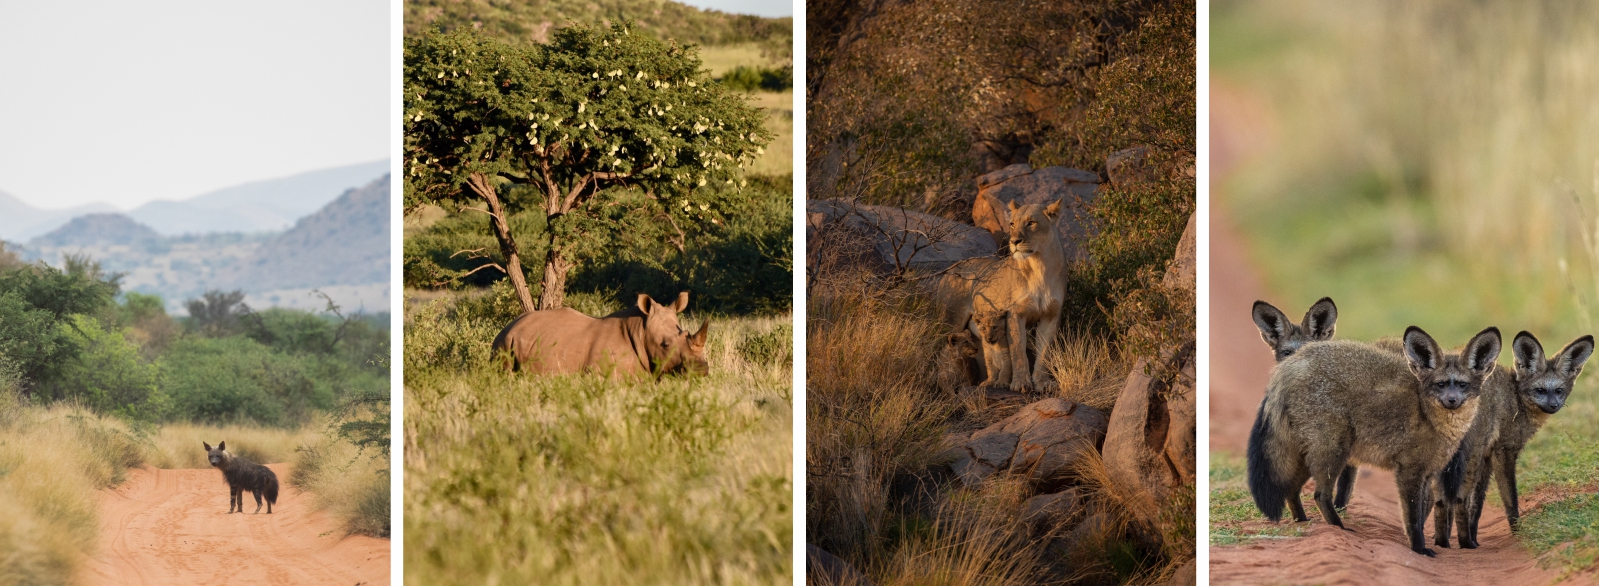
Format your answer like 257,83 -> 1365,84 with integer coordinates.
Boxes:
1512,331 -> 1545,378
1403,326 -> 1442,374
217,440 -> 226,451
203,441 -> 212,451
1302,297 -> 1337,341
1553,335 -> 1595,380
1463,327 -> 1503,376
1251,301 -> 1291,349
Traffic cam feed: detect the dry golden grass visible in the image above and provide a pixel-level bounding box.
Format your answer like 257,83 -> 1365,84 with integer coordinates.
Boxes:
0,391 -> 144,586
1046,330 -> 1132,414
747,91 -> 793,176
289,435 -> 390,538
145,423 -> 319,469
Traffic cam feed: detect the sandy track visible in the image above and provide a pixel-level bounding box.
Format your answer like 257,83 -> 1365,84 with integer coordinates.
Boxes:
1207,82 -> 1581,585
81,464 -> 389,586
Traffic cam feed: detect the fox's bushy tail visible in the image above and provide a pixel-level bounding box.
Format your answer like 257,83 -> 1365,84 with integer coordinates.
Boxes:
1247,401 -> 1290,521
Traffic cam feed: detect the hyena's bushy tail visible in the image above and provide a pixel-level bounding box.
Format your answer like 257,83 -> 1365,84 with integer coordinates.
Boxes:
1246,401 -> 1291,521
265,473 -> 280,505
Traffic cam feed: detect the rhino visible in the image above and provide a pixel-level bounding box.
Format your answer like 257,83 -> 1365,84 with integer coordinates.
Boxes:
491,291 -> 710,377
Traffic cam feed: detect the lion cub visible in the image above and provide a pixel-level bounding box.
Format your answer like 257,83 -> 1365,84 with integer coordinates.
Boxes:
1248,326 -> 1500,557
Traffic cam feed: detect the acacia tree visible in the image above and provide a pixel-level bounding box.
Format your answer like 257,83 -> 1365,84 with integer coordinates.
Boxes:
404,22 -> 771,312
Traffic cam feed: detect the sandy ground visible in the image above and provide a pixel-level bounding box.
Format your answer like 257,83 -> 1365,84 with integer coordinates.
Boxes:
81,464 -> 389,586
1207,81 -> 1582,585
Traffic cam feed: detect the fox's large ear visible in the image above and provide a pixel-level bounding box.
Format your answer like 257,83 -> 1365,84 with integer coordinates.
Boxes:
1252,301 -> 1291,349
1463,327 -> 1503,376
1044,199 -> 1063,221
1302,297 -> 1337,341
672,291 -> 690,313
203,442 -> 212,451
1553,335 -> 1594,379
217,441 -> 226,451
1512,331 -> 1545,377
637,293 -> 655,314
1403,326 -> 1442,373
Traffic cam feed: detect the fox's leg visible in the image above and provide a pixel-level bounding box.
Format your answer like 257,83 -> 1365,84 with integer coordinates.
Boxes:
1285,467 -> 1311,523
1396,467 -> 1436,557
1333,465 -> 1358,509
1464,464 -> 1492,548
1432,485 -> 1453,549
1494,449 -> 1522,532
1309,465 -> 1345,529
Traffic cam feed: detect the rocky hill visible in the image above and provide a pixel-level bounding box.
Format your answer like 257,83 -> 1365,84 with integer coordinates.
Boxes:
29,213 -> 162,247
0,191 -> 116,241
128,160 -> 390,235
218,174 -> 390,291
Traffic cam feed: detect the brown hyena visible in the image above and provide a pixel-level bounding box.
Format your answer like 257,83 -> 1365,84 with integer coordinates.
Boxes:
204,441 -> 279,514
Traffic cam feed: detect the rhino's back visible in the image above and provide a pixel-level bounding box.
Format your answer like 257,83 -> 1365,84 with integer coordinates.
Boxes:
493,308 -> 641,374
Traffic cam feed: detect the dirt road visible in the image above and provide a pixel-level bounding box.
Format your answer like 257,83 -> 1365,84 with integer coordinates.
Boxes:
81,464 -> 389,586
1207,81 -> 1581,585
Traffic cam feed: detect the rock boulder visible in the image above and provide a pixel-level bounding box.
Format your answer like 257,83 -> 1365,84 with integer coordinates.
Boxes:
970,164 -> 1101,261
945,398 -> 1108,489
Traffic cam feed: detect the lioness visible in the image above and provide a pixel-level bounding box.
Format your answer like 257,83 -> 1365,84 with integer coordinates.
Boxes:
492,291 -> 710,377
936,198 -> 1068,392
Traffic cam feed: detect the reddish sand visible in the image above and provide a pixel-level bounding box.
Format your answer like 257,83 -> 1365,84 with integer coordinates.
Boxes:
1208,81 -> 1585,585
81,464 -> 390,586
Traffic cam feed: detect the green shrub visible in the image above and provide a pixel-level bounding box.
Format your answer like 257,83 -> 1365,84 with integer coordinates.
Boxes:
32,315 -> 168,422
160,336 -> 335,428
716,65 -> 792,92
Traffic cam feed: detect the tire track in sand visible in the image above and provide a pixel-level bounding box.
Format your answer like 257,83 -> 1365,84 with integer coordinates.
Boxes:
81,464 -> 389,586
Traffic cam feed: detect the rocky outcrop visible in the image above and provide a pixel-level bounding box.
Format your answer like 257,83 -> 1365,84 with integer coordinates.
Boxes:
1101,211 -> 1197,531
969,164 -> 1101,261
807,198 -> 997,274
945,398 -> 1108,490
1022,488 -> 1083,537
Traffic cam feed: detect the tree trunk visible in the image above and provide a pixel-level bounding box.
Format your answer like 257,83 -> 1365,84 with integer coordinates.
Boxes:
537,240 -> 570,310
467,173 -> 537,315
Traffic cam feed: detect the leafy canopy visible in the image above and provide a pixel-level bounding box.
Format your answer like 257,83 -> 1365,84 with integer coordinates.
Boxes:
404,22 -> 771,220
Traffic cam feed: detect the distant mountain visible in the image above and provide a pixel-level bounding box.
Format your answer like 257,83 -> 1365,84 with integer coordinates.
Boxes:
128,160 -> 390,235
0,191 -> 117,241
217,174 -> 390,291
29,214 -> 161,248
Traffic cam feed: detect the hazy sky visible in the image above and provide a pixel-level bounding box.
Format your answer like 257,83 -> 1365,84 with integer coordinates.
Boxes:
0,1 -> 390,210
676,0 -> 792,18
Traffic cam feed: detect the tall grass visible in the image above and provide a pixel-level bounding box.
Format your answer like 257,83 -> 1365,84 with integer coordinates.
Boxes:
0,388 -> 144,586
404,291 -> 792,585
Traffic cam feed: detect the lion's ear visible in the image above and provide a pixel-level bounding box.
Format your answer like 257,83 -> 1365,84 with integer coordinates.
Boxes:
1044,199 -> 1062,221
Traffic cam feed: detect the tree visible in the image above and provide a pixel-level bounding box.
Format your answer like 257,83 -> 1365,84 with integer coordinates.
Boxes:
404,22 -> 772,312
0,256 -> 121,393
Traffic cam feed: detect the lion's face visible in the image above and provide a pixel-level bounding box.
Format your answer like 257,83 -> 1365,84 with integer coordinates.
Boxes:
1004,199 -> 1063,259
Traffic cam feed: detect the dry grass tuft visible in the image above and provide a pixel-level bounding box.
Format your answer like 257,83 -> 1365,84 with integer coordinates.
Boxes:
1046,329 -> 1132,414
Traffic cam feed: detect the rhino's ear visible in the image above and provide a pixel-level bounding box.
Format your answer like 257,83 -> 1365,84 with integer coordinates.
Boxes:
636,293 -> 655,314
673,291 -> 690,312
692,320 -> 709,347
203,441 -> 212,451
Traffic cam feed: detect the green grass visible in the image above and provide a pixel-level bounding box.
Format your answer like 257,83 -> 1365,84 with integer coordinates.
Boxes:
1208,451 -> 1307,546
403,297 -> 792,585
1521,492 -> 1599,572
